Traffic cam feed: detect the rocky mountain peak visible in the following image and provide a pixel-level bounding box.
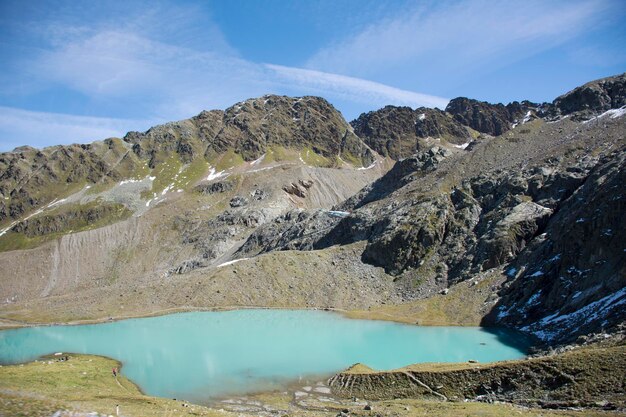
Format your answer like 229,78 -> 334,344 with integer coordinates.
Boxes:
0,94 -> 377,225
445,97 -> 541,136
551,72 -> 626,120
350,105 -> 471,160
125,94 -> 373,167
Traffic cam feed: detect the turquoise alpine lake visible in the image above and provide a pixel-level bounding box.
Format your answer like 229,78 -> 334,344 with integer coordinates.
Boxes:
0,309 -> 531,403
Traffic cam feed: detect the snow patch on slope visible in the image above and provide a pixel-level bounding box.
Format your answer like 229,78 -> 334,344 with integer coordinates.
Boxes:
583,106 -> 626,124
251,154 -> 266,166
453,142 -> 471,150
522,287 -> 626,341
357,161 -> 377,170
217,258 -> 250,268
207,167 -> 227,181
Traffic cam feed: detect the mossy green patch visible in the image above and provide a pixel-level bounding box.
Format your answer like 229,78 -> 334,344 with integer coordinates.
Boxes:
212,149 -> 245,172
263,146 -> 295,164
347,271 -> 501,326
339,150 -> 364,167
142,156 -> 217,198
467,127 -> 481,139
178,157 -> 210,189
0,232 -> 37,252
149,153 -> 183,195
300,146 -> 333,167
27,181 -> 88,211
0,391 -> 66,417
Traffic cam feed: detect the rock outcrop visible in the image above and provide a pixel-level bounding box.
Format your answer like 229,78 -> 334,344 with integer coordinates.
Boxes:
126,95 -> 374,167
194,180 -> 234,195
551,72 -> 626,120
282,180 -> 314,199
489,149 -> 626,342
351,106 -> 471,159
445,98 -> 540,136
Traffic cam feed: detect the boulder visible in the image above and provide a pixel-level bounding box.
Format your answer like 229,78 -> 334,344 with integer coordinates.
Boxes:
195,180 -> 234,195
229,196 -> 248,208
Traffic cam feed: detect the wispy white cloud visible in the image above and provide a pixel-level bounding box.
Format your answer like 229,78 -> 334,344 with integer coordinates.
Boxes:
1,24 -> 448,151
265,64 -> 448,109
306,0 -> 614,80
0,106 -> 155,151
34,28 -> 448,115
29,29 -> 270,119
38,31 -> 166,96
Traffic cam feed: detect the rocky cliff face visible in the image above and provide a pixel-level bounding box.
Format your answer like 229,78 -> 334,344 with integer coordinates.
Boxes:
350,98 -> 546,161
445,98 -> 541,136
352,74 -> 625,158
351,106 -> 471,160
551,72 -> 626,120
0,140 -> 129,222
489,149 -> 626,342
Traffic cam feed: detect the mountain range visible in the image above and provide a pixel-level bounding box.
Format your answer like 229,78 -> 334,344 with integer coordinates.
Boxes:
0,73 -> 624,349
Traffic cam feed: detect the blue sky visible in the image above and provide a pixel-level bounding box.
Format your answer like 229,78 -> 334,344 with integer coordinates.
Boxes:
0,0 -> 624,151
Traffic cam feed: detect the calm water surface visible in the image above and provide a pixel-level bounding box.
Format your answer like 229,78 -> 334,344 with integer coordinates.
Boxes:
0,309 -> 531,402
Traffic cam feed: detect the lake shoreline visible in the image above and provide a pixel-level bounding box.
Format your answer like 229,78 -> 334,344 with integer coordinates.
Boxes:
0,309 -> 532,404
0,303 -> 492,330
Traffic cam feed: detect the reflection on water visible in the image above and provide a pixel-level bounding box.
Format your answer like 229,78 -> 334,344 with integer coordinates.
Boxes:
0,309 -> 531,402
